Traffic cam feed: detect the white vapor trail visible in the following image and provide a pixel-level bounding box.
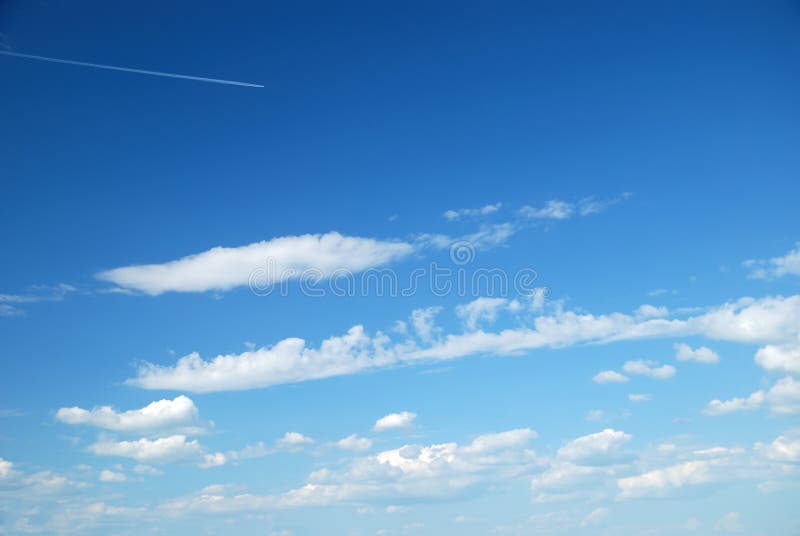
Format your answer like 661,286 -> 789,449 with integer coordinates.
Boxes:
0,50 -> 263,88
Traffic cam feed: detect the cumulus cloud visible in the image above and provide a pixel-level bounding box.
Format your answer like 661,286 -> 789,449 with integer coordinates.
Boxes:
593,371 -> 629,384
278,432 -> 314,447
755,433 -> 800,463
96,232 -> 413,295
744,243 -> 800,280
766,376 -> 800,415
556,429 -> 632,466
0,457 -> 13,478
336,434 -> 373,452
160,428 -> 538,513
617,459 -> 720,499
628,393 -> 652,402
674,343 -> 719,364
704,391 -> 765,416
374,412 -> 416,432
755,344 -> 800,375
622,360 -> 676,380
88,435 -> 221,466
99,469 -> 126,483
127,294 -> 800,393
705,377 -> 800,416
56,395 -> 207,435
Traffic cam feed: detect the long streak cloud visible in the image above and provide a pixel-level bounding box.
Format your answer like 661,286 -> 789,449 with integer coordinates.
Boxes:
0,50 -> 263,88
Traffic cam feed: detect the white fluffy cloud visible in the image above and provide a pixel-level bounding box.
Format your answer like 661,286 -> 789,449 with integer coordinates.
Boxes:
593,370 -> 629,384
705,376 -> 800,416
766,376 -> 800,415
0,457 -> 13,479
556,429 -> 632,466
628,393 -> 651,402
56,396 -> 206,435
127,295 -> 800,393
704,391 -> 765,416
617,459 -> 720,499
674,343 -> 719,364
622,360 -> 676,380
373,411 -> 416,432
160,428 -> 539,513
744,243 -> 800,280
99,469 -> 126,483
755,344 -> 800,375
336,434 -> 373,452
96,232 -> 413,295
88,435 -> 219,466
278,432 -> 314,447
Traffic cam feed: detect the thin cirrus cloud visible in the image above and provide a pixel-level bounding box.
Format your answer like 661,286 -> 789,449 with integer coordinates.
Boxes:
125,294 -> 800,393
55,395 -> 208,436
96,232 -> 414,295
518,194 -> 631,220
443,202 -> 502,221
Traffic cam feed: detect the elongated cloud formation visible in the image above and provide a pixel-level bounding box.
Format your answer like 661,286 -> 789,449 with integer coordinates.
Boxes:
0,50 -> 263,88
127,295 -> 800,393
97,232 -> 414,295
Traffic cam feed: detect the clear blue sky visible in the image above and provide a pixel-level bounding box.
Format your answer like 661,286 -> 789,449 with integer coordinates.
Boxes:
1,1 -> 799,534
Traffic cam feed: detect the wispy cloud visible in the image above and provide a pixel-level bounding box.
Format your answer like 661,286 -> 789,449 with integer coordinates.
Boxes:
743,242 -> 800,280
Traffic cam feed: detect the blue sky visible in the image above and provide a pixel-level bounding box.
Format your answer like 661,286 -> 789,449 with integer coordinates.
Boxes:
1,1 -> 800,534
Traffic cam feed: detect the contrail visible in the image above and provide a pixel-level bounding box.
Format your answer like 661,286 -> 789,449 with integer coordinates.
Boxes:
0,50 -> 263,88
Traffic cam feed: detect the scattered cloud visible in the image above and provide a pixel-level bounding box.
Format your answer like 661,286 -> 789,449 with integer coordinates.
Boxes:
56,395 -> 208,435
556,429 -> 632,466
160,428 -> 538,513
99,469 -> 126,483
704,391 -> 765,416
278,432 -> 314,447
755,344 -> 800,374
744,243 -> 800,280
374,412 -> 416,432
519,194 -> 630,221
674,343 -> 719,364
443,203 -> 502,221
88,434 -> 221,466
593,371 -> 629,384
456,297 -> 510,330
705,376 -> 800,416
336,434 -> 373,452
628,393 -> 652,402
714,512 -> 744,533
622,360 -> 676,380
